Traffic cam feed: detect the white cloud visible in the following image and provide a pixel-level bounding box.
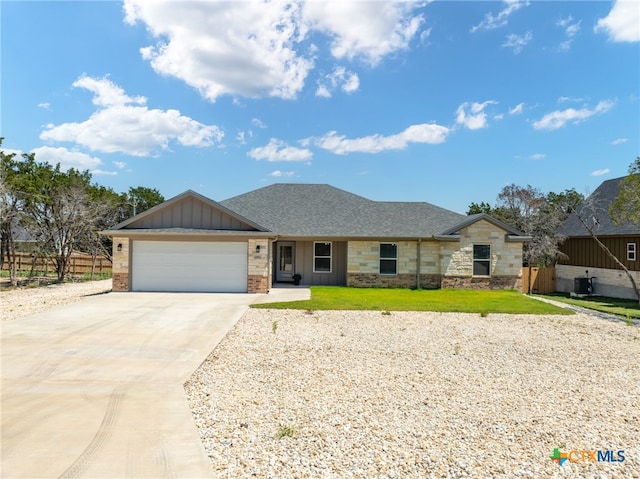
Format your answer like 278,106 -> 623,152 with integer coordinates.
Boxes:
502,31 -> 532,54
595,0 -> 640,42
113,161 -> 127,169
269,170 -> 295,178
455,101 -> 497,130
303,1 -> 424,66
312,123 -> 450,155
252,118 -> 267,129
40,76 -> 223,156
125,1 -> 312,101
248,139 -> 312,162
31,146 -> 111,174
529,153 -> 546,160
558,16 -> 581,37
420,27 -> 432,45
316,66 -> 360,98
38,102 -> 50,110
556,16 -> 581,51
74,75 -> 146,107
558,40 -> 572,52
316,85 -> 332,99
123,0 -> 424,102
509,103 -> 525,115
532,100 -> 614,130
590,168 -> 610,177
471,0 -> 529,33
612,137 -> 628,145
558,96 -> 584,103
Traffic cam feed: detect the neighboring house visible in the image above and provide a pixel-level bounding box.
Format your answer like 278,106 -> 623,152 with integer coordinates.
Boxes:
556,176 -> 640,300
6,223 -> 39,252
102,184 -> 530,293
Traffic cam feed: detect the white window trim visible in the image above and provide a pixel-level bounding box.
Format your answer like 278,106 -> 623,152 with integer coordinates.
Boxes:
628,242 -> 637,261
472,244 -> 492,277
379,242 -> 398,276
313,241 -> 332,273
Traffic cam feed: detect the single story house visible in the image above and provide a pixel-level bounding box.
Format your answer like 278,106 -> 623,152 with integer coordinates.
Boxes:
556,176 -> 640,300
103,184 -> 530,293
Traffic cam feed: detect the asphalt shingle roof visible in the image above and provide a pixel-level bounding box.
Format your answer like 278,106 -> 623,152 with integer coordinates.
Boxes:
220,184 -> 467,237
557,176 -> 640,237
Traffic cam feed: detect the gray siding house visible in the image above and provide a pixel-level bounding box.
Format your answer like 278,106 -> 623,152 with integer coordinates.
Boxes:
104,184 -> 530,293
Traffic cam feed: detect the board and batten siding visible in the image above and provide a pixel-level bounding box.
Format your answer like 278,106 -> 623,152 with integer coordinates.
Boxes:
558,236 -> 640,272
129,196 -> 255,230
294,241 -> 347,286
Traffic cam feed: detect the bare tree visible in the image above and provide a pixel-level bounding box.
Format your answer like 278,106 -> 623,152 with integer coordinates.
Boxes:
28,183 -> 107,281
0,141 -> 22,286
493,184 -> 582,267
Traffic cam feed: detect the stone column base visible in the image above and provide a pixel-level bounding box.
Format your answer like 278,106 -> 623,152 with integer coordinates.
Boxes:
112,272 -> 129,292
248,275 -> 269,293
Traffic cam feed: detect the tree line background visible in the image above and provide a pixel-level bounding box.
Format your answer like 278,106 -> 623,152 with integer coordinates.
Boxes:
2,136 -> 638,294
1,138 -> 164,285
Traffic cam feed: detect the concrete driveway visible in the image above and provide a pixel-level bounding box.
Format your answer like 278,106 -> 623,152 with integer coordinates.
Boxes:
1,291 -> 306,479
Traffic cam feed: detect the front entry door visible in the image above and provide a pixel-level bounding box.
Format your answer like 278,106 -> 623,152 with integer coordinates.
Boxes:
276,242 -> 295,282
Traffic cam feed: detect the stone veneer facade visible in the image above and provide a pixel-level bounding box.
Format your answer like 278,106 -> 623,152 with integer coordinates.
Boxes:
439,220 -> 523,290
112,237 -> 130,292
247,238 -> 270,293
346,219 -> 524,290
111,219 -> 523,292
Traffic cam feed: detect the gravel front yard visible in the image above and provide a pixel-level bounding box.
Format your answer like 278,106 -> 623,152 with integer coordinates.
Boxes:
0,279 -> 112,321
3,283 -> 638,477
186,309 -> 640,479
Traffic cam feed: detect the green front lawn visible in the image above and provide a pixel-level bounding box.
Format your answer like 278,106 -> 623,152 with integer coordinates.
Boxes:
253,286 -> 573,314
540,293 -> 640,319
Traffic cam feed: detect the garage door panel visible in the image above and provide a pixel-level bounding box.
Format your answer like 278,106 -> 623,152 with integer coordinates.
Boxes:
132,241 -> 247,292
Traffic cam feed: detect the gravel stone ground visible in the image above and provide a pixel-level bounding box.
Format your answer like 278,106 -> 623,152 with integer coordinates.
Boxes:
0,279 -> 112,321
185,309 -> 640,479
3,283 -> 638,477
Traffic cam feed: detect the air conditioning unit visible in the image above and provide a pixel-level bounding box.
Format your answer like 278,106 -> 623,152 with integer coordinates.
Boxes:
573,270 -> 595,296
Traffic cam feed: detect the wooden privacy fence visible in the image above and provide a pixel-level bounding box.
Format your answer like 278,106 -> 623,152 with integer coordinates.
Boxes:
522,266 -> 555,294
2,252 -> 112,276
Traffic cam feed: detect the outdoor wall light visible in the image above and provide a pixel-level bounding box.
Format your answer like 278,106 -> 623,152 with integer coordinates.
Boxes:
256,244 -> 261,253
117,243 -> 123,252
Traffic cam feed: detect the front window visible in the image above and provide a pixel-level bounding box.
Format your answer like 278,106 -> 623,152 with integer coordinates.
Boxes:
314,242 -> 332,272
473,244 -> 491,276
380,243 -> 398,275
628,242 -> 637,261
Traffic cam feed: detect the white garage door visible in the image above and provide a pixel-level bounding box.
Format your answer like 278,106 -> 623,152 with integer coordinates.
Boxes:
132,241 -> 247,292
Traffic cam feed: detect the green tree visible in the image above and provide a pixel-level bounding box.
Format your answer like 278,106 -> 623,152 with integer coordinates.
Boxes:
121,186 -> 164,219
547,188 -> 585,217
466,201 -> 493,215
609,157 -> 640,225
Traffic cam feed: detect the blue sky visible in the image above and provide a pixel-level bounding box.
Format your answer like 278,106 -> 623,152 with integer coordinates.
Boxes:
2,0 -> 638,213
